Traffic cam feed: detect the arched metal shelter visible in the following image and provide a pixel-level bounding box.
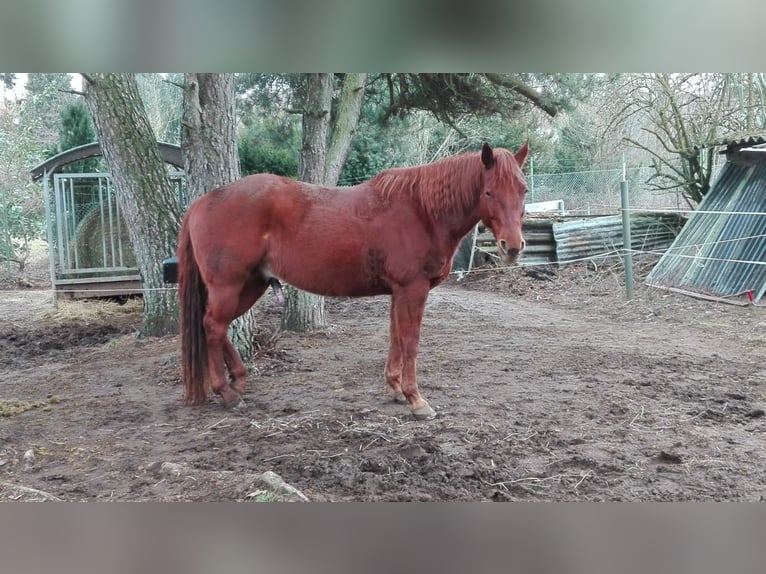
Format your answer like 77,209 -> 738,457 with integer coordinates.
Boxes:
30,142 -> 184,299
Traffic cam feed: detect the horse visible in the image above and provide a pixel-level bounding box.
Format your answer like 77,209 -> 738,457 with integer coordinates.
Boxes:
177,142 -> 529,419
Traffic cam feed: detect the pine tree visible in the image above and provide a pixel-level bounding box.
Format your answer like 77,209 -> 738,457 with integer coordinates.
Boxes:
58,101 -> 99,173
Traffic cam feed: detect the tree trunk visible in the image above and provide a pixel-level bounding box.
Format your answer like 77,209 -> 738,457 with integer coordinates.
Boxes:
181,74 -> 240,188
181,73 -> 258,359
82,73 -> 181,336
281,73 -> 333,332
281,73 -> 367,332
325,73 -> 367,187
299,74 -> 333,184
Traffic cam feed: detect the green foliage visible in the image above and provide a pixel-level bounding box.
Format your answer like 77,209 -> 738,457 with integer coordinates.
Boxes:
548,115 -> 599,174
57,101 -> 101,173
236,84 -> 300,177
0,97 -> 50,271
238,134 -> 298,177
235,73 -> 301,119
0,199 -> 42,269
338,127 -> 392,184
59,101 -> 94,149
21,74 -> 75,147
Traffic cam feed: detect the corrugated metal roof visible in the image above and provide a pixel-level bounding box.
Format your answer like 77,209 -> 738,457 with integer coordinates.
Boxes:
553,213 -> 684,267
696,134 -> 766,151
645,161 -> 766,302
725,135 -> 766,150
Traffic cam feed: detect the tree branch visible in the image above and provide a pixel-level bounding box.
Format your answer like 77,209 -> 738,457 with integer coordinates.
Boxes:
163,78 -> 185,89
483,73 -> 559,117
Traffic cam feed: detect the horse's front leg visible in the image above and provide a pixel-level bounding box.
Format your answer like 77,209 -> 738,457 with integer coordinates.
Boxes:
384,300 -> 406,404
391,283 -> 436,420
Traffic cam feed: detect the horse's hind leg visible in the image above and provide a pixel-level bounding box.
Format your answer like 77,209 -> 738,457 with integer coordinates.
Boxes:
203,280 -> 265,409
225,276 -> 270,397
222,339 -> 248,396
202,303 -> 242,408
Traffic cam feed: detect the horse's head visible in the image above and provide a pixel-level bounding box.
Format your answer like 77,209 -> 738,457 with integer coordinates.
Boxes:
478,142 -> 529,264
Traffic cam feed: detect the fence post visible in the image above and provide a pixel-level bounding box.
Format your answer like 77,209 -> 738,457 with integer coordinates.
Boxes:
467,223 -> 479,273
620,158 -> 634,301
42,170 -> 59,307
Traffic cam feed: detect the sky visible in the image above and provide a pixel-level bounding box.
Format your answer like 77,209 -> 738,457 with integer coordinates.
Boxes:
1,73 -> 82,101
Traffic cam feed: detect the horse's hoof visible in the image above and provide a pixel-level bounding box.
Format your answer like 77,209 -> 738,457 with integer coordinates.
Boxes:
233,398 -> 248,411
411,404 -> 436,420
392,392 -> 407,404
223,396 -> 247,410
231,383 -> 247,395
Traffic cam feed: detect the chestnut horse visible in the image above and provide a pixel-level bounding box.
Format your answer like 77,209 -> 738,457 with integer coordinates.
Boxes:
178,142 -> 529,419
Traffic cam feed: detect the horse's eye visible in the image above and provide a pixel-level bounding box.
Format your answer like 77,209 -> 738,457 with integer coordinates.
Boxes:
485,191 -> 493,198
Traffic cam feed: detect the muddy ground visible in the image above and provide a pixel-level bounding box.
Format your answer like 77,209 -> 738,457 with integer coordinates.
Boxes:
1,260 -> 764,501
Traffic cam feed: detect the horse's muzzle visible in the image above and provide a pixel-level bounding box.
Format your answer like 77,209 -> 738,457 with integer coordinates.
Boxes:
498,238 -> 525,264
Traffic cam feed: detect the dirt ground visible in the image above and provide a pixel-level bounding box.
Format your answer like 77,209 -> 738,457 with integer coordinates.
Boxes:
1,259 -> 764,501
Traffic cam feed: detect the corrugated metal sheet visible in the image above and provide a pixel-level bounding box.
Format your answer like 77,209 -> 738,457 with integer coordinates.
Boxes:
645,161 -> 766,302
472,213 -> 682,268
519,218 -> 557,266
697,134 -> 766,151
553,213 -> 684,267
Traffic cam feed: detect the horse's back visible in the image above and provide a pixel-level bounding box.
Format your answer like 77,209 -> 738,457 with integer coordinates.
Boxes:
187,174 -> 307,237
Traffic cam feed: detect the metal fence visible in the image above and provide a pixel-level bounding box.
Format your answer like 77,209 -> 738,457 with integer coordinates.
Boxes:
0,170 -> 188,293
43,171 -> 185,297
51,173 -> 135,275
527,166 -> 688,215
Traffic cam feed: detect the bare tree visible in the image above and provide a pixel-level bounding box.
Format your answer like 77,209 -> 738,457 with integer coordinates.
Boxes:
613,73 -> 766,206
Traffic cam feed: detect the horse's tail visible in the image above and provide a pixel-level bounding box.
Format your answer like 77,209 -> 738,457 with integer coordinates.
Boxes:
178,213 -> 209,405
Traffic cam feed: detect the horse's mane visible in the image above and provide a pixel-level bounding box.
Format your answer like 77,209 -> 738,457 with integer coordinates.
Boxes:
369,148 -> 519,218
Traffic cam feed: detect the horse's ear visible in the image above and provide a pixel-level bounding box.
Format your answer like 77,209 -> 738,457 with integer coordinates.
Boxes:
481,142 -> 495,167
515,141 -> 530,167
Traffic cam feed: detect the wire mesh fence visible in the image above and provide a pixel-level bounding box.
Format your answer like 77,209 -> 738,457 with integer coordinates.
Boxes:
527,166 -> 687,215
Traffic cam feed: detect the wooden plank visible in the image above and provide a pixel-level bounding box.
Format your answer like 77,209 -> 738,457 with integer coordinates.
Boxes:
55,278 -> 143,299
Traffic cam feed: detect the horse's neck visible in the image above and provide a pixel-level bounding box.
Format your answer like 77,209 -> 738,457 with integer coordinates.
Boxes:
452,205 -> 483,242
432,191 -> 483,246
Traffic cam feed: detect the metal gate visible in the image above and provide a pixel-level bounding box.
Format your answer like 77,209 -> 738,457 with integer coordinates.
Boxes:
44,171 -> 184,298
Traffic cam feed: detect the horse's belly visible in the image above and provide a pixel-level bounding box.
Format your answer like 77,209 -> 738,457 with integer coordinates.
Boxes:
267,244 -> 390,298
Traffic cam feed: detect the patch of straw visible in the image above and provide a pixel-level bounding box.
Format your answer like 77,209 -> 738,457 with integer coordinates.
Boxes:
39,297 -> 143,323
